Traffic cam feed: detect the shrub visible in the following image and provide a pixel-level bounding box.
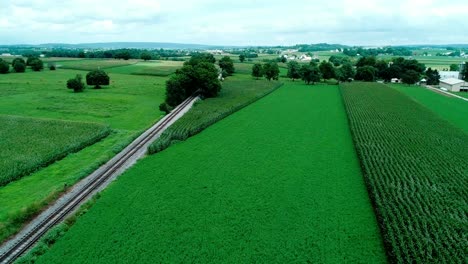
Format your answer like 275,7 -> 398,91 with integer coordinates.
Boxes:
67,74 -> 85,93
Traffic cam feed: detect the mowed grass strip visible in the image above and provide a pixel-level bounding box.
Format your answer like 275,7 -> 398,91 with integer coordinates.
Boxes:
0,115 -> 110,187
391,84 -> 468,132
106,60 -> 184,76
36,83 -> 386,263
340,82 -> 468,263
57,59 -> 138,71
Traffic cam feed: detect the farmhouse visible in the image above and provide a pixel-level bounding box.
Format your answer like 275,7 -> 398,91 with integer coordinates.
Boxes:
439,78 -> 466,92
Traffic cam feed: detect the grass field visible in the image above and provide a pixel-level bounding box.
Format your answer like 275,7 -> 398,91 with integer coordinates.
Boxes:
0,115 -> 110,187
35,83 -> 386,263
0,67 -> 167,242
391,84 -> 468,132
106,60 -> 183,76
149,74 -> 282,153
340,82 -> 468,263
56,59 -> 138,71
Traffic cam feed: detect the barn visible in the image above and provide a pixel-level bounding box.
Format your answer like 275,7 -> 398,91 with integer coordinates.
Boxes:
439,78 -> 466,92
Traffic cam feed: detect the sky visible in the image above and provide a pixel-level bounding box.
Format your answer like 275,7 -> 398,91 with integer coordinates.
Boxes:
1,0 -> 468,46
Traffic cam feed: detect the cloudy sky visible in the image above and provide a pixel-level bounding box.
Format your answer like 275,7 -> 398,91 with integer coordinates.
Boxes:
1,0 -> 468,46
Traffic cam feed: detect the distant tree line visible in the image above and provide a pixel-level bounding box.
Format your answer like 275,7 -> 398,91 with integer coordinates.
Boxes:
39,48 -> 187,60
0,56 -> 47,74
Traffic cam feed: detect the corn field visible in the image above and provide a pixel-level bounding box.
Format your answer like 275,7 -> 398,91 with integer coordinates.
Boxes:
340,82 -> 468,263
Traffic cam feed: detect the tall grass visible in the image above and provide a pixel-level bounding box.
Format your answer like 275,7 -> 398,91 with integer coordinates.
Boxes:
149,77 -> 282,154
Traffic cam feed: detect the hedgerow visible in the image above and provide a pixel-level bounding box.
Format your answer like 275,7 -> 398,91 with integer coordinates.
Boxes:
340,82 -> 468,263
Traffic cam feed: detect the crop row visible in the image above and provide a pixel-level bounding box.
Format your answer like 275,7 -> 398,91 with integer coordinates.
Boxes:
0,115 -> 111,187
149,77 -> 282,154
340,82 -> 467,263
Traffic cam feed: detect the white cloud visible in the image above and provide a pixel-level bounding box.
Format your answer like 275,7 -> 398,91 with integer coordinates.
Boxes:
0,0 -> 467,45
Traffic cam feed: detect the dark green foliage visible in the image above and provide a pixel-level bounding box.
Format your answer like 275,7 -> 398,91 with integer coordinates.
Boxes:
115,50 -> 131,60
286,61 -> 301,81
26,56 -> 37,66
67,74 -> 85,93
185,53 -> 216,66
77,51 -> 86,58
0,115 -> 110,187
328,55 -> 349,66
280,56 -> 287,63
251,63 -> 263,79
425,68 -> 440,85
12,58 -> 26,73
449,64 -> 459,71
159,102 -> 173,114
355,66 -> 376,81
140,52 -> 152,61
48,63 -> 56,71
340,82 -> 468,263
336,63 -> 355,82
165,62 -> 221,107
238,54 -> 245,62
299,64 -> 321,84
356,56 -> 376,67
218,56 -> 235,76
401,70 -> 420,85
0,59 -> 9,74
461,62 -> 468,81
319,61 -> 335,80
86,70 -> 110,89
29,58 -> 44,71
263,62 -> 279,81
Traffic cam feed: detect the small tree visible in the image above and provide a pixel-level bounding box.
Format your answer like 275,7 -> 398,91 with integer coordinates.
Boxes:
287,61 -> 301,81
263,62 -> 279,81
0,59 -> 9,74
141,52 -> 152,61
29,58 -> 44,71
12,58 -> 26,73
280,56 -> 287,63
218,56 -> 235,76
67,74 -> 85,92
86,70 -> 110,89
425,68 -> 440,85
239,54 -> 245,63
252,63 -> 263,79
461,62 -> 468,81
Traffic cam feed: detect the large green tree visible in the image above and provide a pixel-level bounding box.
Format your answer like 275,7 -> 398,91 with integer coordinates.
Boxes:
287,61 -> 301,81
185,53 -> 216,66
319,61 -> 335,80
263,62 -> 279,81
29,58 -> 44,71
0,59 -> 9,74
251,63 -> 263,79
401,70 -> 420,85
141,52 -> 152,61
12,58 -> 26,73
336,63 -> 355,82
355,66 -> 377,82
239,54 -> 245,63
218,56 -> 235,76
165,62 -> 221,107
300,64 -> 321,84
425,68 -> 440,85
86,70 -> 110,89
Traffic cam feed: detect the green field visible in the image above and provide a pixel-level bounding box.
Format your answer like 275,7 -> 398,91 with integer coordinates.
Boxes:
35,83 -> 386,263
149,74 -> 281,153
106,60 -> 183,76
0,115 -> 110,187
0,66 -> 167,242
391,84 -> 468,132
340,82 -> 468,263
55,59 -> 138,71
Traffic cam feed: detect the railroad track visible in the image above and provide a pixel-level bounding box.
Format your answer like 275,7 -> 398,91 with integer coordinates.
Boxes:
0,95 -> 198,264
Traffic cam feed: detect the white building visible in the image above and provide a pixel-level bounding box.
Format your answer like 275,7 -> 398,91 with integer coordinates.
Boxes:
299,54 -> 312,61
439,78 -> 467,92
439,71 -> 460,79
